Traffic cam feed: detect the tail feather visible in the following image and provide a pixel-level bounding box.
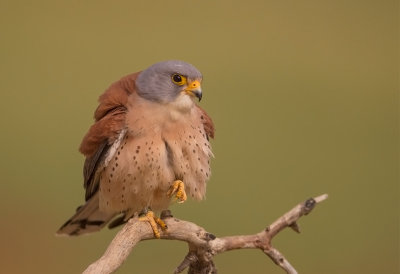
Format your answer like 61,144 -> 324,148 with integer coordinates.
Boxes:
56,193 -> 117,236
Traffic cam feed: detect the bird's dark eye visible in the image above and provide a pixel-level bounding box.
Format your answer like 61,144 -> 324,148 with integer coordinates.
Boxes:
171,74 -> 187,85
173,74 -> 182,82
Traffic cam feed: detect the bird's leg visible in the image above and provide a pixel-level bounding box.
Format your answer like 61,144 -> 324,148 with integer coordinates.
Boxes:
167,180 -> 187,203
139,208 -> 167,239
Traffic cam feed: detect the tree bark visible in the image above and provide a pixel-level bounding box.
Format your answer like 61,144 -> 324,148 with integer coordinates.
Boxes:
83,194 -> 328,274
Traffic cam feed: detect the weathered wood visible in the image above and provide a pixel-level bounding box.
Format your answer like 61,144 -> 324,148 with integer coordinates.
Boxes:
83,194 -> 328,274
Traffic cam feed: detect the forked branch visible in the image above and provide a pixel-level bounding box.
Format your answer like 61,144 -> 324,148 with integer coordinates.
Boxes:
83,194 -> 328,274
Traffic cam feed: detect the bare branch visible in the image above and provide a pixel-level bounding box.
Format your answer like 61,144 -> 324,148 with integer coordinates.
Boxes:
83,194 -> 328,274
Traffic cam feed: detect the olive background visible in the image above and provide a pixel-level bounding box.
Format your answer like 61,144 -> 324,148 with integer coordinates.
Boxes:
0,1 -> 398,273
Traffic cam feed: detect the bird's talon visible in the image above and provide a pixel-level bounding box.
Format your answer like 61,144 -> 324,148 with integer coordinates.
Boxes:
167,180 -> 187,203
139,210 -> 165,238
155,216 -> 168,231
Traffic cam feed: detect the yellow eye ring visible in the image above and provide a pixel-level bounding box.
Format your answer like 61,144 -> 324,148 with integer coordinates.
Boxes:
171,74 -> 187,86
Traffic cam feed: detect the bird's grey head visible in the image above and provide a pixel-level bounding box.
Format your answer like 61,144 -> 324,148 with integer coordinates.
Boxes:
136,60 -> 203,103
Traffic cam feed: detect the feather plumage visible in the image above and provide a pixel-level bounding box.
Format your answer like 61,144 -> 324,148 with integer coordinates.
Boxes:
57,61 -> 215,236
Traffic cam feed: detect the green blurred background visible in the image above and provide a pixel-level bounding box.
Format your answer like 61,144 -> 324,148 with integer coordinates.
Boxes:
0,0 -> 398,273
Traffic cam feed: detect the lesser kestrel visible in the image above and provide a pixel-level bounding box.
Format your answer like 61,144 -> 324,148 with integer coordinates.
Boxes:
57,60 -> 214,237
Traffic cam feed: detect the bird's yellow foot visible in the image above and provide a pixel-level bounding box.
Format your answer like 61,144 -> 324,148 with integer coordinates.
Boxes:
167,180 -> 187,203
139,210 -> 167,238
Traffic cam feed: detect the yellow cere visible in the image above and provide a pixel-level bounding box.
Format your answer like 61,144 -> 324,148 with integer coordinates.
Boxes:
187,80 -> 201,91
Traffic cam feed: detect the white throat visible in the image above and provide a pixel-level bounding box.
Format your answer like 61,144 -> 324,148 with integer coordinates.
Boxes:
168,93 -> 195,120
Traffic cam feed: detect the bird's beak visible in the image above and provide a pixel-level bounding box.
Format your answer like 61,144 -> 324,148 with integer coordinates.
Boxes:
184,80 -> 202,102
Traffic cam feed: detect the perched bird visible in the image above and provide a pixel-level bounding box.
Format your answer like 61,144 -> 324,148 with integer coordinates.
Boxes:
57,60 -> 214,237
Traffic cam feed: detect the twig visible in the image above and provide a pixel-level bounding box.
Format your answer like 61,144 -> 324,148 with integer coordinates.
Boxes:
83,194 -> 328,274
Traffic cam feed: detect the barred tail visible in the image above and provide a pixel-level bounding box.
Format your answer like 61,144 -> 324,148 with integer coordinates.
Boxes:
56,193 -> 116,236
